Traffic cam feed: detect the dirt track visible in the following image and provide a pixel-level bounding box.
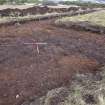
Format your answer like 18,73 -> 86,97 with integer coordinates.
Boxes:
0,20 -> 105,105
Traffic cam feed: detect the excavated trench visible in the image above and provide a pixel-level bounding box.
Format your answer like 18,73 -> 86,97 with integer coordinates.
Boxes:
0,19 -> 105,105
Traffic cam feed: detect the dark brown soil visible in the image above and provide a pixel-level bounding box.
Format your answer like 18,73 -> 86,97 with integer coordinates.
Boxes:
0,20 -> 105,105
0,6 -> 80,17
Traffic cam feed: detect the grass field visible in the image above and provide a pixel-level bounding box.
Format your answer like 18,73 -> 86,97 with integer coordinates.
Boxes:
0,13 -> 54,23
57,10 -> 105,27
0,12 -> 69,24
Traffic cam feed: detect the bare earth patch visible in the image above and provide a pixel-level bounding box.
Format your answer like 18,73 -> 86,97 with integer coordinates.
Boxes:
0,19 -> 105,105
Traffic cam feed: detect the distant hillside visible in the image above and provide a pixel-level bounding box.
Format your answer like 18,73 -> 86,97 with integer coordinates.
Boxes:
82,0 -> 105,3
59,0 -> 105,8
0,0 -> 105,5
57,0 -> 105,4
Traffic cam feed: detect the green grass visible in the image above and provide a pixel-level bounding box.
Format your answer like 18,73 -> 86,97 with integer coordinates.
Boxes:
57,10 -> 105,27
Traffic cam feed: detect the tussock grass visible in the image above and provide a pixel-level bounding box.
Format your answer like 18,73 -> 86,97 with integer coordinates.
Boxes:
56,10 -> 105,27
22,66 -> 105,105
0,12 -> 60,24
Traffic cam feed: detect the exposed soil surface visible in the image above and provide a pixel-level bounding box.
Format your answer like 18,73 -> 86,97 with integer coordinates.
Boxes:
0,5 -> 81,17
0,20 -> 105,105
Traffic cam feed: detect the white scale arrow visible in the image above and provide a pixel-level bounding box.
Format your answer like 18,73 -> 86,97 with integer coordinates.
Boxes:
24,42 -> 47,54
0,39 -> 47,54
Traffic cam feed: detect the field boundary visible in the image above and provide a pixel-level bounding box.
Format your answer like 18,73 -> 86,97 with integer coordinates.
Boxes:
0,9 -> 99,27
55,19 -> 105,34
